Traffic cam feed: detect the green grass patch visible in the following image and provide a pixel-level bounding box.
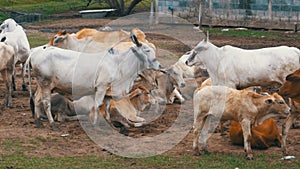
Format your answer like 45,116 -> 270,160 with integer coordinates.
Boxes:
0,153 -> 300,169
27,33 -> 50,48
207,28 -> 300,40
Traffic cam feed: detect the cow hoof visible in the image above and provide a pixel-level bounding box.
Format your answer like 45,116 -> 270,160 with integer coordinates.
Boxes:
35,119 -> 44,128
246,154 -> 254,160
22,84 -> 27,91
6,103 -> 13,108
194,151 -> 200,156
50,123 -> 60,131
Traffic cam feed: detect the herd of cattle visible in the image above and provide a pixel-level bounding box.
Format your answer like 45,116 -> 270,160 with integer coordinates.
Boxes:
0,18 -> 300,160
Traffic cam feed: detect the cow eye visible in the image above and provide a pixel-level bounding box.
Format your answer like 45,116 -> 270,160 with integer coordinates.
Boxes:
185,51 -> 191,55
278,100 -> 284,105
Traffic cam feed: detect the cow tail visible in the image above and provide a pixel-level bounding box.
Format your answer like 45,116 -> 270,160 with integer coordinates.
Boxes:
24,56 -> 35,118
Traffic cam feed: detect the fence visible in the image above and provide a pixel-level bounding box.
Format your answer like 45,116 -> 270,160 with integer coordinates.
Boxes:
157,0 -> 300,30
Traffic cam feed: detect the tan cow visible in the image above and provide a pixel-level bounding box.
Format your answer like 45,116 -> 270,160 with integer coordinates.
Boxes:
278,68 -> 300,155
48,28 -> 157,55
193,86 -> 290,160
0,40 -> 14,107
47,85 -> 155,128
229,118 -> 282,149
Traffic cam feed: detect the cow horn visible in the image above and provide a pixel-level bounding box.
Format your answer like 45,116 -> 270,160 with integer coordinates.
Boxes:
62,30 -> 67,35
130,33 -> 141,47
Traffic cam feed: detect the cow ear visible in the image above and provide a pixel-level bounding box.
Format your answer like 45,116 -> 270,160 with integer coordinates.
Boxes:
286,74 -> 300,82
265,98 -> 274,104
130,33 -> 141,47
0,36 -> 6,42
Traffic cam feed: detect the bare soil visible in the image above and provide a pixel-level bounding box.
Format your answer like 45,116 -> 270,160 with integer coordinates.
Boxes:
1,18 -> 300,160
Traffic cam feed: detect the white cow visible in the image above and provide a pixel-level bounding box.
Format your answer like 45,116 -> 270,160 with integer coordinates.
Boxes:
0,41 -> 14,107
0,18 -> 30,91
27,34 -> 160,130
185,38 -> 300,89
169,52 -> 206,80
193,86 -> 290,160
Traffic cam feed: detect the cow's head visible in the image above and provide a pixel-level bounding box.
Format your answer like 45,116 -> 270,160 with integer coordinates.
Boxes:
279,69 -> 300,102
163,66 -> 186,88
0,18 -> 18,33
129,86 -> 156,112
130,33 -> 160,70
256,93 -> 290,125
185,35 -> 215,67
49,30 -> 68,47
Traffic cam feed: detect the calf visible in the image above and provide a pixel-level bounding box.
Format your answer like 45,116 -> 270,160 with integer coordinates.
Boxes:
229,118 -> 282,149
278,68 -> 300,155
193,86 -> 290,160
0,41 -> 14,107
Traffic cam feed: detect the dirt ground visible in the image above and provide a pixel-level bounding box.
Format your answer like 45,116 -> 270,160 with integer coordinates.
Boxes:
1,18 -> 300,160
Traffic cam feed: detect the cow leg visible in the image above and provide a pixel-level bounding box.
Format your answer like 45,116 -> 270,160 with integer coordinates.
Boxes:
1,70 -> 13,107
21,64 -> 27,91
282,112 -> 298,156
240,119 -> 253,160
12,71 -> 16,91
89,88 -> 106,125
34,87 -> 44,128
41,89 -> 58,130
173,88 -> 185,103
193,113 -> 204,156
200,114 -> 220,154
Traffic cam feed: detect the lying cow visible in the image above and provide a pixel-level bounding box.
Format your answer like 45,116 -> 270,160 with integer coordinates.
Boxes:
27,33 -> 160,130
0,18 -> 30,91
185,35 -> 300,90
48,28 -> 156,54
193,86 -> 290,160
278,68 -> 300,155
0,40 -> 14,107
229,118 -> 282,149
43,85 -> 155,128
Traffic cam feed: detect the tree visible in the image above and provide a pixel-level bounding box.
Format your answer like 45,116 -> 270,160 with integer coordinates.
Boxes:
87,0 -> 142,16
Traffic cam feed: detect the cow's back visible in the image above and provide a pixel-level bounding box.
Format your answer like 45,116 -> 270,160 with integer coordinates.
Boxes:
229,118 -> 281,149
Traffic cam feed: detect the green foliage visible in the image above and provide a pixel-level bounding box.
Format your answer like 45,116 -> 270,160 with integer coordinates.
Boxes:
207,28 -> 300,40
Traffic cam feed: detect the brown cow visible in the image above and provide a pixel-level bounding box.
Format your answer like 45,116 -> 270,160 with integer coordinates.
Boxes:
278,68 -> 300,155
229,118 -> 282,149
193,86 -> 290,160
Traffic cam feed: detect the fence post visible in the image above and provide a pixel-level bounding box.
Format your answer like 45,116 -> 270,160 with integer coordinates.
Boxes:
268,0 -> 272,30
209,0 -> 212,28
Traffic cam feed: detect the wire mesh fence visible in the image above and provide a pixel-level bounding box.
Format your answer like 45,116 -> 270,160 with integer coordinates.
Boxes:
157,0 -> 300,30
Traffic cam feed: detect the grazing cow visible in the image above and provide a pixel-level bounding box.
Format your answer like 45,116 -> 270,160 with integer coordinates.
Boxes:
27,34 -> 160,130
229,118 -> 282,149
278,68 -> 300,155
185,37 -> 300,89
193,86 -> 290,160
0,41 -> 14,107
0,18 -> 30,91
